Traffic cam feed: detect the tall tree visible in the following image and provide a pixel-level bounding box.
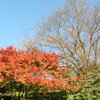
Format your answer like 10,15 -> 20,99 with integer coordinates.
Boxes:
21,0 -> 100,73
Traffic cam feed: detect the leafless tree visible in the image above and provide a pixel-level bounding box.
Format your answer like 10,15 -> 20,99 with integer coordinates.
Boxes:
20,0 -> 100,73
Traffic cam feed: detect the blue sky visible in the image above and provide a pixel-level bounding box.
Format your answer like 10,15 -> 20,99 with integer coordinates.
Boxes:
0,0 -> 66,48
0,0 -> 99,48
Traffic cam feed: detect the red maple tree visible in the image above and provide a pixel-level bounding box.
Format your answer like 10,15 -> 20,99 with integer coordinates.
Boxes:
0,46 -> 83,95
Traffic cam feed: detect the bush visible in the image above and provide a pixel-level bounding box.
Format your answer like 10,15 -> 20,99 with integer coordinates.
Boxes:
66,70 -> 100,100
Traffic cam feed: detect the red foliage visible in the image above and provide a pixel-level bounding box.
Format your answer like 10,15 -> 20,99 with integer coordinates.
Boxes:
0,46 -> 82,92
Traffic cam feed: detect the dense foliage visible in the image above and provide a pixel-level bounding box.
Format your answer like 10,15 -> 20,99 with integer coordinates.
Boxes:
66,70 -> 100,100
0,46 -> 83,99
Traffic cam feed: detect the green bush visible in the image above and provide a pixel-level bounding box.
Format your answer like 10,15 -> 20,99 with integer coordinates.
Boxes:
66,70 -> 100,100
